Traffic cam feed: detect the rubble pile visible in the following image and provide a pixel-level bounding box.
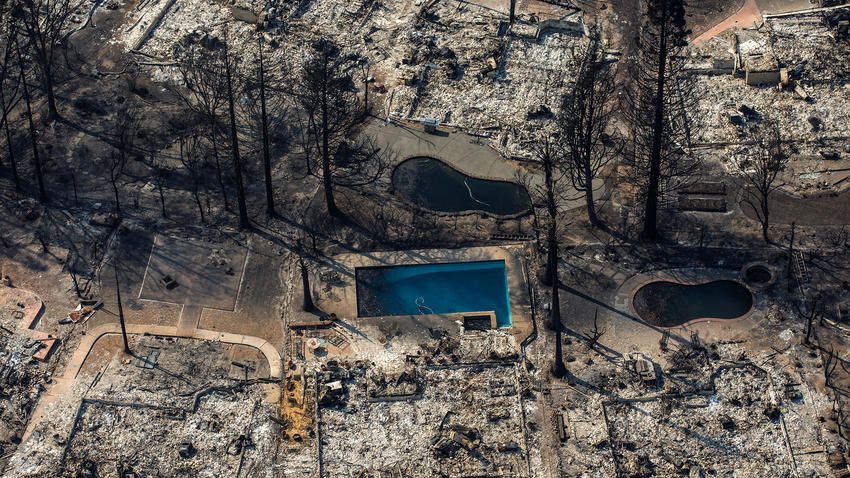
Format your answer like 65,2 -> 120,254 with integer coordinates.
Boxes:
119,0 -> 587,159
84,337 -> 270,407
318,362 -> 529,477
1,336 -> 279,478
606,364 -> 790,476
62,387 -> 278,477
0,330 -> 49,468
689,13 -> 850,156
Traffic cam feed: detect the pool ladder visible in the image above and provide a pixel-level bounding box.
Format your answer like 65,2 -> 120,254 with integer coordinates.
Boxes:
792,250 -> 810,284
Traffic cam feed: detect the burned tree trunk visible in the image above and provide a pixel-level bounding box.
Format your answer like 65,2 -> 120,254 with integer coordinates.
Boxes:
624,0 -> 692,241
257,37 -> 276,217
223,42 -> 249,229
16,38 -> 47,202
561,27 -> 618,227
113,261 -> 131,354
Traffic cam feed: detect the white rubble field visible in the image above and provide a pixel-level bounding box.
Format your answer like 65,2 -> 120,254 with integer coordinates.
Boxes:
692,75 -> 850,145
116,0 -> 588,159
320,364 -> 529,478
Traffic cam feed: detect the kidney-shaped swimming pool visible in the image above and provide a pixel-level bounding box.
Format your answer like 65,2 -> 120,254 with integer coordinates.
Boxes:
632,280 -> 753,327
391,156 -> 531,216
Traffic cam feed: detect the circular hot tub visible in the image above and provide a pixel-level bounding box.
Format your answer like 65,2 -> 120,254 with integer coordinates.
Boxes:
741,263 -> 776,289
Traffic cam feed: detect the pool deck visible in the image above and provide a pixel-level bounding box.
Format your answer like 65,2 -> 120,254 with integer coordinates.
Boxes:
367,119 -> 604,211
314,245 -> 534,344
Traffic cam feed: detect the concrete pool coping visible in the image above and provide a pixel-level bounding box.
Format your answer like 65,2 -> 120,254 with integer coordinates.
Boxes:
616,268 -> 759,328
313,245 -> 533,343
390,155 -> 533,219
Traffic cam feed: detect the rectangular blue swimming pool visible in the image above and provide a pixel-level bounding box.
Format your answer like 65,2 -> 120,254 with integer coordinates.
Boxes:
355,260 -> 512,328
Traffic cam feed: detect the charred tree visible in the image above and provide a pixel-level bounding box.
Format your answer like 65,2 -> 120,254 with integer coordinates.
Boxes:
297,38 -> 388,218
113,261 -> 131,354
560,27 -> 618,227
256,37 -> 276,217
222,41 -> 250,229
583,308 -> 607,351
175,43 -> 231,212
15,36 -> 47,202
520,133 -> 567,290
736,119 -> 789,243
178,133 -> 207,224
12,0 -> 81,121
0,26 -> 21,191
624,0 -> 693,240
240,37 -> 291,219
106,103 -> 139,217
149,154 -> 169,218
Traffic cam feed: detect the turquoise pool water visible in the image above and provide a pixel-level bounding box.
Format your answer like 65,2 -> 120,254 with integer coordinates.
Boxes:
355,260 -> 512,328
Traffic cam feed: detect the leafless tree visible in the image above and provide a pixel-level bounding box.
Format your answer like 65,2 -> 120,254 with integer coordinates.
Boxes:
296,38 -> 388,218
15,34 -> 47,201
148,153 -> 169,218
178,133 -> 206,224
105,103 -> 140,217
796,291 -> 822,346
518,131 -> 568,294
221,40 -> 250,229
736,119 -> 789,243
241,37 -> 291,218
623,0 -> 694,240
175,42 -> 231,212
0,21 -> 22,191
582,307 -> 607,351
12,0 -> 83,120
560,27 -> 618,227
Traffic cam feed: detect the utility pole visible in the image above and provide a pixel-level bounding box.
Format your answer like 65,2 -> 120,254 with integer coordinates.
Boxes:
509,0 -> 516,25
113,261 -> 131,354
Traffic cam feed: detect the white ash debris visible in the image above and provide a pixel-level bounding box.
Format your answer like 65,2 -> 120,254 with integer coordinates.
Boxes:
61,388 -> 277,478
115,0 -> 589,159
691,74 -> 850,146
318,362 -> 530,478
